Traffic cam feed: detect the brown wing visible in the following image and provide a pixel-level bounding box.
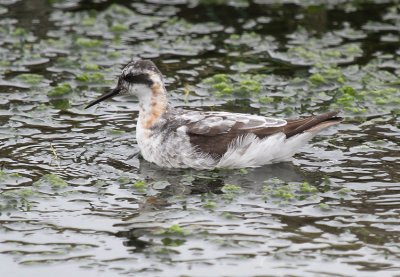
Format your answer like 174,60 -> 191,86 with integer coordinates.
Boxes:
186,111 -> 342,158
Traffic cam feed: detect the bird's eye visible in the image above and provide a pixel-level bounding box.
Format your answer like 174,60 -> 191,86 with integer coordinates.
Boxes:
123,73 -> 153,86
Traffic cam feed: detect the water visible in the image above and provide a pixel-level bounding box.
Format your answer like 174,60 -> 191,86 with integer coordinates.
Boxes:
0,0 -> 399,276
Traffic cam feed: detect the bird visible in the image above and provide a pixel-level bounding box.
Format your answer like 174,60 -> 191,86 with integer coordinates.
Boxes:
85,60 -> 342,170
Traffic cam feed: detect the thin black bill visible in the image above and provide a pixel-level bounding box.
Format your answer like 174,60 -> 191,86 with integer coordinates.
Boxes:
85,87 -> 122,109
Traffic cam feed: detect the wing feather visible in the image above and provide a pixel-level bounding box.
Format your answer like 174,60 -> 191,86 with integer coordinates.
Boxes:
171,110 -> 341,158
184,111 -> 287,136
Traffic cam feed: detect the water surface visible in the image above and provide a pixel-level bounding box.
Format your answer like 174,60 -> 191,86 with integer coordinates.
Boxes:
0,0 -> 399,276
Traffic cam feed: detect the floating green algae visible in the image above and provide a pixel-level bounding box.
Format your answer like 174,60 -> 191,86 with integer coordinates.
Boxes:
202,73 -> 266,97
15,73 -> 44,86
159,224 -> 189,236
1,188 -> 35,212
50,99 -> 71,110
132,180 -> 147,193
0,170 -> 22,181
48,83 -> 73,98
83,63 -> 100,71
76,37 -> 102,48
203,200 -> 217,210
0,1 -> 399,275
35,174 -> 68,189
106,128 -> 126,136
75,72 -> 104,83
263,179 -> 319,202
0,171 -> 35,211
221,184 -> 242,193
110,23 -> 129,33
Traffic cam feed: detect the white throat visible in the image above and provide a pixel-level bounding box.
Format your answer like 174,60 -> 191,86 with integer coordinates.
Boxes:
132,82 -> 168,129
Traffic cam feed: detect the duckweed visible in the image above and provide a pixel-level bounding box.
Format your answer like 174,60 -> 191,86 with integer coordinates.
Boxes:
47,83 -> 72,97
337,188 -> 353,196
270,185 -> 295,200
263,179 -> 319,202
110,23 -> 129,33
299,182 -> 318,193
118,176 -> 130,184
132,180 -> 146,190
221,184 -> 242,193
83,63 -> 100,71
11,27 -> 27,36
76,72 -> 104,83
318,203 -> 331,211
0,1 -> 399,275
309,73 -> 327,85
15,188 -> 36,198
16,74 -> 44,85
160,224 -> 188,236
258,96 -> 274,104
51,99 -> 70,110
203,200 -> 217,210
106,129 -> 126,135
1,188 -> 35,212
202,73 -> 266,97
161,237 -> 186,247
39,174 -> 68,189
76,38 -> 102,48
0,170 -> 22,181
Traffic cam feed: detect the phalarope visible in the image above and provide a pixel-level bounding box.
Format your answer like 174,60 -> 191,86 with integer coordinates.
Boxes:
86,60 -> 342,169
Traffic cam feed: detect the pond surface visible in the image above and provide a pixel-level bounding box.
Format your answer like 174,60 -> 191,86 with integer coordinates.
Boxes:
0,0 -> 399,276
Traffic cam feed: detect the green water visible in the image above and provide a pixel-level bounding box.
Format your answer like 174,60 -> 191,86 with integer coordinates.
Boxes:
0,0 -> 399,276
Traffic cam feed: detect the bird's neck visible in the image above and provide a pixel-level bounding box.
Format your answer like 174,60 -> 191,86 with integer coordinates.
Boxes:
138,82 -> 168,129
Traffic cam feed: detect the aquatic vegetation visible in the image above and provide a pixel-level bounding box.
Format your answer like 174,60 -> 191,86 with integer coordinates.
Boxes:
50,99 -> 71,110
221,184 -> 242,193
47,83 -> 72,98
83,63 -> 100,71
159,224 -> 189,236
309,73 -> 327,85
132,180 -> 147,192
0,170 -> 22,181
76,38 -> 103,48
161,237 -> 186,247
110,23 -> 129,33
202,73 -> 266,97
203,200 -> 217,210
1,188 -> 35,211
299,182 -> 318,194
270,42 -> 363,66
118,176 -> 131,185
106,128 -> 126,136
0,1 -> 399,276
35,174 -> 68,189
337,188 -> 353,196
75,72 -> 105,83
318,203 -> 331,211
0,171 -> 35,211
224,32 -> 277,53
263,179 -> 319,202
161,17 -> 223,36
15,73 -> 44,86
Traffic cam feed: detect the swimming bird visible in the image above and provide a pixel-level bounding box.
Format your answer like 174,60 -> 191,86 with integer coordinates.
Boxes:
86,60 -> 342,169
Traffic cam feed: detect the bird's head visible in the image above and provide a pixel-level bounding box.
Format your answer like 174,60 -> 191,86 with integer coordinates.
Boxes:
85,59 -> 163,109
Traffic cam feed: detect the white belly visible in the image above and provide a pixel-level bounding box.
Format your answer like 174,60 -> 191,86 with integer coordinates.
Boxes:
136,119 -> 315,169
136,122 -> 217,169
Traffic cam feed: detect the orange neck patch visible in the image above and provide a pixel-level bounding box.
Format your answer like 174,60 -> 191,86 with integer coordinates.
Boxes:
140,83 -> 167,129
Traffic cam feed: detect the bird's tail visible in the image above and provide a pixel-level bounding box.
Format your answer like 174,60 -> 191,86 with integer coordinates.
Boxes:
285,111 -> 342,138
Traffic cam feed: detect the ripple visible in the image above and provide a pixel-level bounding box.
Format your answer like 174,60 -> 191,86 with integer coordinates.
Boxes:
0,1 -> 399,276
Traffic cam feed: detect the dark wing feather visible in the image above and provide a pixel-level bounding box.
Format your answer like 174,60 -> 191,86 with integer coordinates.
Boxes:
180,111 -> 342,158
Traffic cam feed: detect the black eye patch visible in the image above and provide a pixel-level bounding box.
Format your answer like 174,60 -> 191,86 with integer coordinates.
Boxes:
123,73 -> 153,86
